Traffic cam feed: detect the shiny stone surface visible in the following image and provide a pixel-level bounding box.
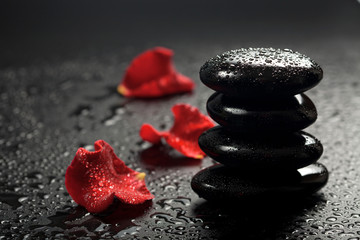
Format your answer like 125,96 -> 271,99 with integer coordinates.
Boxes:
207,92 -> 317,132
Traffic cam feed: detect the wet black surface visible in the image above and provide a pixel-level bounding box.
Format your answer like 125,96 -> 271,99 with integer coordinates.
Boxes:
1,0 -> 360,239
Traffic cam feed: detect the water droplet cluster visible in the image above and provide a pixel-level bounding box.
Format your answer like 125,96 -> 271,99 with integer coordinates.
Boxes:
200,48 -> 323,98
214,48 -> 317,69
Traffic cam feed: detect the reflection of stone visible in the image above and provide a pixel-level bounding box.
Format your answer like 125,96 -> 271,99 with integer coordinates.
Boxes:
192,48 -> 328,201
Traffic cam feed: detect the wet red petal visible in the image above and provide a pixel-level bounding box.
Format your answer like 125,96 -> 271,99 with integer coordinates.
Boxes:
118,47 -> 195,98
140,104 -> 215,159
139,123 -> 165,144
65,140 -> 154,213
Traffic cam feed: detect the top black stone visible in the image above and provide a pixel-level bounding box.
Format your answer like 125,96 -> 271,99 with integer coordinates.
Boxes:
200,48 -> 323,97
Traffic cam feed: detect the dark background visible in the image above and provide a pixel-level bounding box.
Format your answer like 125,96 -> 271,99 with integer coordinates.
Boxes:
1,0 -> 360,239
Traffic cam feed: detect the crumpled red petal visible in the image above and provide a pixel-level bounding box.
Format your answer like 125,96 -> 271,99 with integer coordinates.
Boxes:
118,47 -> 195,98
65,140 -> 154,213
140,104 -> 215,159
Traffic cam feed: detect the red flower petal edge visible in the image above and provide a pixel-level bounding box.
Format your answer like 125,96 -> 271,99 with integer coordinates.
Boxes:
140,104 -> 215,159
65,140 -> 154,213
118,47 -> 195,98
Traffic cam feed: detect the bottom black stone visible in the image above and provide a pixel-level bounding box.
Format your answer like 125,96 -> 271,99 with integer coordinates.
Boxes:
191,163 -> 328,202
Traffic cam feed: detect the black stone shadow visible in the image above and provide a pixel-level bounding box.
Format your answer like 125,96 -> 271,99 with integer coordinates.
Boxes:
139,143 -> 202,169
191,194 -> 325,239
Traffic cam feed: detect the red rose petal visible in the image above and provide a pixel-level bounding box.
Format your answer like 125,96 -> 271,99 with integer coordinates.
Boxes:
140,104 -> 215,159
65,140 -> 154,213
118,47 -> 195,98
139,123 -> 166,144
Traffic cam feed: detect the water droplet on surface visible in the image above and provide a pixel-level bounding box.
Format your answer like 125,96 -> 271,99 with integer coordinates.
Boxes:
326,217 -> 337,222
0,193 -> 27,209
27,172 -> 43,180
69,105 -> 92,117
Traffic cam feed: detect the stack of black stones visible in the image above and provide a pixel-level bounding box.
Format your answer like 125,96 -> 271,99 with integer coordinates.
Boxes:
191,48 -> 328,202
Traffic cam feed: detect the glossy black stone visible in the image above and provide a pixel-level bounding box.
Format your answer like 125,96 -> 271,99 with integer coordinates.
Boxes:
200,48 -> 323,97
191,163 -> 328,201
207,92 -> 317,132
198,126 -> 323,170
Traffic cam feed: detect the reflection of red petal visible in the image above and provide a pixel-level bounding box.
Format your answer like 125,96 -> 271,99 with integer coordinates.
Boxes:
140,104 -> 215,159
65,140 -> 154,213
140,144 -> 202,168
118,47 -> 194,98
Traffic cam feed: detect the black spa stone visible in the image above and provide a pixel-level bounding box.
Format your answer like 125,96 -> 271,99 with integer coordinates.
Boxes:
207,92 -> 317,132
198,126 -> 323,170
200,48 -> 323,97
191,163 -> 328,202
